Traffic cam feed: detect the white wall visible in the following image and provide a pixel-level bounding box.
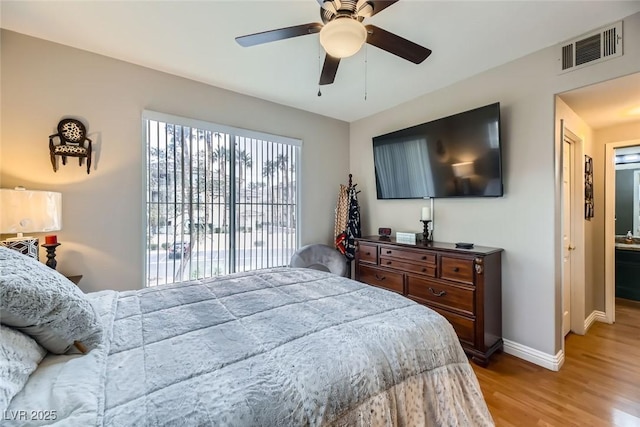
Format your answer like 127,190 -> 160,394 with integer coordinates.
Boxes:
350,12 -> 640,358
0,30 -> 350,293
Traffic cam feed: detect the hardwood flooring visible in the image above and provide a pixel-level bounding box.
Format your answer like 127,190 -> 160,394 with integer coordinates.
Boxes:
473,299 -> 640,427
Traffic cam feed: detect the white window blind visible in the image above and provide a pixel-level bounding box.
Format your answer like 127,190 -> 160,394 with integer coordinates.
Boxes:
143,111 -> 301,287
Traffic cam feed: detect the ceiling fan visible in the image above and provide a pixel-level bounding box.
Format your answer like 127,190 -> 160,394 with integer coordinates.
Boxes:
235,0 -> 432,86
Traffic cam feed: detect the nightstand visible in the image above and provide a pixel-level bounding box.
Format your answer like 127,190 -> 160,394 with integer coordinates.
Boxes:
66,275 -> 83,285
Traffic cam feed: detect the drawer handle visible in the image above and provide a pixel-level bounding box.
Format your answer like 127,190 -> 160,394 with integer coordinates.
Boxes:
421,256 -> 427,260
365,252 -> 371,256
375,274 -> 386,281
386,250 -> 392,254
386,261 -> 392,265
452,267 -> 459,272
422,268 -> 428,273
428,287 -> 447,297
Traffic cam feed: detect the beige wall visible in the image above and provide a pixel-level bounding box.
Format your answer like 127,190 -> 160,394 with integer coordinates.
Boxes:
593,121 -> 640,310
0,30 -> 350,293
350,12 -> 640,357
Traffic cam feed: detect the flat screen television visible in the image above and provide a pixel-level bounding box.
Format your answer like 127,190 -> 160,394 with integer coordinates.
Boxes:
372,102 -> 503,199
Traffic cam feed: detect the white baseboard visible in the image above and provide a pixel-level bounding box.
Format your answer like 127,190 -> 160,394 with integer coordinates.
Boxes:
503,339 -> 564,371
504,312 -> 607,371
584,310 -> 607,331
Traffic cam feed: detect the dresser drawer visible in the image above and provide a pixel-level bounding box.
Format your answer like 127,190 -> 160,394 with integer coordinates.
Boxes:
358,264 -> 404,294
380,257 -> 436,277
379,246 -> 436,265
440,256 -> 474,285
406,276 -> 474,315
430,306 -> 476,346
358,243 -> 378,264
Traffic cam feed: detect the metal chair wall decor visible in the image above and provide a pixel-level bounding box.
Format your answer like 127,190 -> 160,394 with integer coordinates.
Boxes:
49,118 -> 92,174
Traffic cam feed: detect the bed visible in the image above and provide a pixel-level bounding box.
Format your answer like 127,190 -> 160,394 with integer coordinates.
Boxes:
1,247 -> 493,426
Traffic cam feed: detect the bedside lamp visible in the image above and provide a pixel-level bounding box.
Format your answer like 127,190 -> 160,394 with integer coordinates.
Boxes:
0,187 -> 62,266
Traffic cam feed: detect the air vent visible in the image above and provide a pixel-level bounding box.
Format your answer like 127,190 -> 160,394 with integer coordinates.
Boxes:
558,21 -> 622,74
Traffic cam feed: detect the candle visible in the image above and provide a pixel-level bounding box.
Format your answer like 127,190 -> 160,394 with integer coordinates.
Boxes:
421,207 -> 431,221
45,235 -> 58,245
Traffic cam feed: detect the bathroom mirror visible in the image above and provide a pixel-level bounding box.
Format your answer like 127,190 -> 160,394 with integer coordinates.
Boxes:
614,146 -> 640,236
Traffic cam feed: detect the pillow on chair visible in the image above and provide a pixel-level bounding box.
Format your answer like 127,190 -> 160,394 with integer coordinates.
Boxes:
289,244 -> 349,277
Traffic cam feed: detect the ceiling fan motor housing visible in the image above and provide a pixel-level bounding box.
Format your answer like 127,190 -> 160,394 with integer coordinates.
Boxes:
320,0 -> 374,24
321,0 -> 373,23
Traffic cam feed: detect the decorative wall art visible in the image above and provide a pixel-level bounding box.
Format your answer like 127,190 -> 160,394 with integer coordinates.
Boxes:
49,118 -> 93,174
585,155 -> 594,220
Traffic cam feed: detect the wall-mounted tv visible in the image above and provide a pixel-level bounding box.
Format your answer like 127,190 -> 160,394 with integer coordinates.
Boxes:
373,102 -> 503,199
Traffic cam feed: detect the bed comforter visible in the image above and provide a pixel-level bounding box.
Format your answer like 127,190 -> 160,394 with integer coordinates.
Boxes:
7,267 -> 493,426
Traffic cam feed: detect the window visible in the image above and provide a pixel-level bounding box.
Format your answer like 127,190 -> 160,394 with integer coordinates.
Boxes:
143,111 -> 300,287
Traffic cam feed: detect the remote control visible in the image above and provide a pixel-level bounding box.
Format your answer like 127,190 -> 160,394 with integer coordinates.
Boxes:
455,242 -> 474,249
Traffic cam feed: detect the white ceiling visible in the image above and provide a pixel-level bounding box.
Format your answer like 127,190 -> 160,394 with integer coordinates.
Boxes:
559,72 -> 640,130
2,1 -> 640,123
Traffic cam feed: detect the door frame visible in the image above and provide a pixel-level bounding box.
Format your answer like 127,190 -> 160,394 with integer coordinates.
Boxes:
604,138 -> 640,323
561,124 -> 586,336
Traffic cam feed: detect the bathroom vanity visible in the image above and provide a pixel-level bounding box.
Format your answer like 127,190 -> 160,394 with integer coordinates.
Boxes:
615,238 -> 640,301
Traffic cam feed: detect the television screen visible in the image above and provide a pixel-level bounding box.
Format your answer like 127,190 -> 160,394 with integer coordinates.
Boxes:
372,102 -> 503,199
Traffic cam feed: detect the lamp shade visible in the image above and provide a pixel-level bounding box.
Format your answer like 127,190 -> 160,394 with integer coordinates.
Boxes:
0,188 -> 62,235
319,17 -> 367,58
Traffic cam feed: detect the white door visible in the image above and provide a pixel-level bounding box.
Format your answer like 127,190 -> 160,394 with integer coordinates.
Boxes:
562,140 -> 573,336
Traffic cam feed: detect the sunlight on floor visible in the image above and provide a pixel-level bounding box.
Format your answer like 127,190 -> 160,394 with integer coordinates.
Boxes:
611,408 -> 640,427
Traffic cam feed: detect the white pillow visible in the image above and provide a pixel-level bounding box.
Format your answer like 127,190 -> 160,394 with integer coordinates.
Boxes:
0,247 -> 103,354
0,325 -> 47,413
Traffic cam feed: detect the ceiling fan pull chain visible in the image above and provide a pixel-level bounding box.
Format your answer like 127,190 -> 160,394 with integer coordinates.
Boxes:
364,44 -> 368,101
317,43 -> 322,97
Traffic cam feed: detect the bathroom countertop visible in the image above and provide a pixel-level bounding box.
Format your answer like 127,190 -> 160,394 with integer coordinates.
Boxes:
615,242 -> 640,251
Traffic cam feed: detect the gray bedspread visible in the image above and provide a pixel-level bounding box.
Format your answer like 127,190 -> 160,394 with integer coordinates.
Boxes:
8,267 -> 493,426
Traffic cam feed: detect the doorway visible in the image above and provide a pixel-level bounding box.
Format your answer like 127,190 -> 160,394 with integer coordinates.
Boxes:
604,139 -> 640,323
557,72 -> 640,342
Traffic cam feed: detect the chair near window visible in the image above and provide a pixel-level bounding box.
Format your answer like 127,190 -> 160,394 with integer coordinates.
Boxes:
49,118 -> 92,174
289,244 -> 348,277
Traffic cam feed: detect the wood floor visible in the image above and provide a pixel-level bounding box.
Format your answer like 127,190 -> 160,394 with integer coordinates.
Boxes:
473,299 -> 640,427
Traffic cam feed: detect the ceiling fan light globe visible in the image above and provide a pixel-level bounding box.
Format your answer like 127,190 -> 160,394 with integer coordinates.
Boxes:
319,18 -> 367,58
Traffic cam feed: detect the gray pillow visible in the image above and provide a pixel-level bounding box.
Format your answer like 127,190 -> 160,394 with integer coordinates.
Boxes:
0,247 -> 103,354
0,324 -> 47,413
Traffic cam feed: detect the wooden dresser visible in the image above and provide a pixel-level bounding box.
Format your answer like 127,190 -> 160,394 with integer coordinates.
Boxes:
355,236 -> 503,366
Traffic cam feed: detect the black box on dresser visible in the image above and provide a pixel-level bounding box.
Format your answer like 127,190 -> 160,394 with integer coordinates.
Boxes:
355,236 -> 503,366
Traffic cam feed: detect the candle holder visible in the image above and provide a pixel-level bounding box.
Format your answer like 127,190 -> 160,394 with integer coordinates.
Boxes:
420,220 -> 433,243
42,243 -> 61,270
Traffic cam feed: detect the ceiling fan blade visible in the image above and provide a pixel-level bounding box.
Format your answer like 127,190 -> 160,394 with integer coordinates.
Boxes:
365,25 -> 431,64
236,23 -> 323,47
319,55 -> 341,85
368,1 -> 399,17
